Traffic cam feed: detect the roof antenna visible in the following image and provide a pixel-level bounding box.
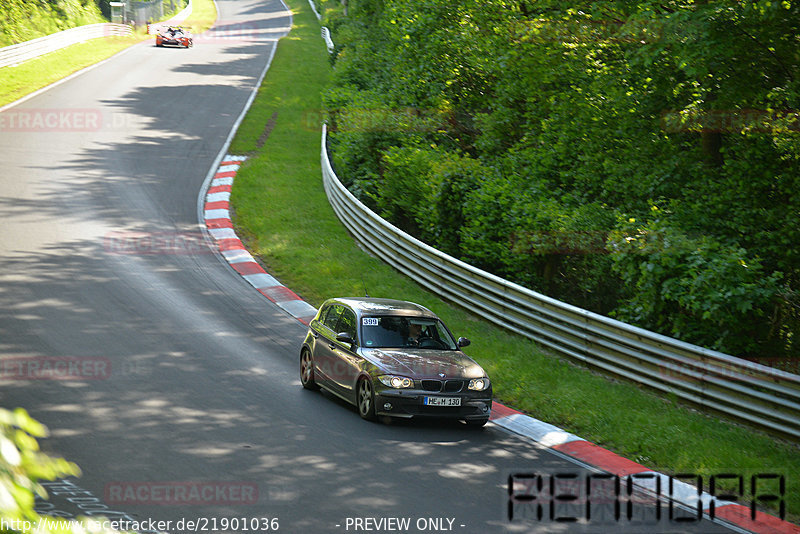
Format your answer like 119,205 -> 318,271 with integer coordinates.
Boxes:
362,278 -> 370,298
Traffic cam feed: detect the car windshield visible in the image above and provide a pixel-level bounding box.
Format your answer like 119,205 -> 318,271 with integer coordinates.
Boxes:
360,315 -> 458,350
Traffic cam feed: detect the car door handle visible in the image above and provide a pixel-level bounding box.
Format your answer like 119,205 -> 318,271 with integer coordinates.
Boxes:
328,343 -> 336,350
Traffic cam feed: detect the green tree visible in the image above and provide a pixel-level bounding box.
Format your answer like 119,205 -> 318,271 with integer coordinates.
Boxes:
0,407 -> 122,534
324,0 -> 800,358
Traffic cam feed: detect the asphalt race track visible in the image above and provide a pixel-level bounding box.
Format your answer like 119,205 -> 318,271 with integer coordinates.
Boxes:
0,1 -> 746,532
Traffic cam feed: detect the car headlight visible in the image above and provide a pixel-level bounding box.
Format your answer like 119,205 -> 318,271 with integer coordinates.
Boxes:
468,378 -> 490,391
378,375 -> 414,389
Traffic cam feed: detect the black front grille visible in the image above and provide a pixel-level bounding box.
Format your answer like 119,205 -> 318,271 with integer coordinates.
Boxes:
420,379 -> 464,392
421,380 -> 442,392
444,380 -> 464,392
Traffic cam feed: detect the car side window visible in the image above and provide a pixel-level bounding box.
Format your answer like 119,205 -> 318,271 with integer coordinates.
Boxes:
321,304 -> 343,332
336,308 -> 357,342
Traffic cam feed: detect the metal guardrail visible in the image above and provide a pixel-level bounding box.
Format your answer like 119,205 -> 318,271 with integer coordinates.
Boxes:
309,0 -> 331,52
0,24 -> 133,69
307,0 -> 323,21
320,124 -> 800,441
321,27 -> 334,54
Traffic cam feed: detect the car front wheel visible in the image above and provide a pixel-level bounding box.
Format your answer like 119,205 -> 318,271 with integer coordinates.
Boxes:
300,349 -> 319,391
357,378 -> 376,421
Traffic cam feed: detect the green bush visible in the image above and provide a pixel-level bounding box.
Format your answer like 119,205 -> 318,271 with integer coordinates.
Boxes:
608,211 -> 784,354
0,0 -> 105,46
378,146 -> 483,254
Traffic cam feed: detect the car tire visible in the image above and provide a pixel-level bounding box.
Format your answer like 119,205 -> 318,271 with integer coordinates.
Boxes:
465,417 -> 489,428
357,377 -> 377,421
300,349 -> 320,391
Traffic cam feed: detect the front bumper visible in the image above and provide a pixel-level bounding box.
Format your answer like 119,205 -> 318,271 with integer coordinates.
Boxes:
159,38 -> 190,46
374,388 -> 492,421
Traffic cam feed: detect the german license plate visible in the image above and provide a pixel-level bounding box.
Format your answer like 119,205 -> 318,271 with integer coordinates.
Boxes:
423,396 -> 461,407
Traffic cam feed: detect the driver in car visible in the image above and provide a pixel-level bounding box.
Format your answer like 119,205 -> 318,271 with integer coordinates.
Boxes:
406,322 -> 425,346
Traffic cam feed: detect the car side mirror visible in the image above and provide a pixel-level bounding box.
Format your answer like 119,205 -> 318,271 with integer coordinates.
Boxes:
336,332 -> 355,345
457,337 -> 471,348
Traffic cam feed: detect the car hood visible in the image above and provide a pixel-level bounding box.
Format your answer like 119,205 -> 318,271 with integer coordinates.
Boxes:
361,348 -> 485,379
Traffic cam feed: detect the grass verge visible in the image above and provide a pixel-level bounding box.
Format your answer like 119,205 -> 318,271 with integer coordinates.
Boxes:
0,35 -> 143,107
234,0 -> 797,522
0,0 -> 217,108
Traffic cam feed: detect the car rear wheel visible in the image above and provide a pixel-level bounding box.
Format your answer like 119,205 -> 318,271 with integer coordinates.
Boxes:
357,378 -> 376,421
300,349 -> 319,391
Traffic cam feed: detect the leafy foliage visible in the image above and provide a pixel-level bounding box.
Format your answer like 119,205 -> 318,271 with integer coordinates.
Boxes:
0,408 -> 73,531
0,0 -> 106,46
608,210 -> 784,354
0,407 -> 129,534
323,0 -> 800,359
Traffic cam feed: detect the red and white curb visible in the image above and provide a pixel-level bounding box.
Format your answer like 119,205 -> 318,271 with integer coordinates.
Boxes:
202,156 -> 797,534
203,155 -> 317,325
